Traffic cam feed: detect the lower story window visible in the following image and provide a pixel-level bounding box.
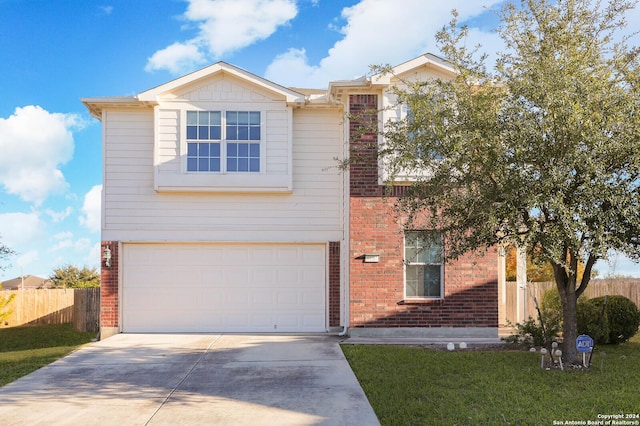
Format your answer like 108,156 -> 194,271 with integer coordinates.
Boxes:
404,230 -> 443,298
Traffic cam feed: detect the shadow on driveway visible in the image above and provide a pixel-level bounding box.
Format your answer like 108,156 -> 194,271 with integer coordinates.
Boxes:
0,334 -> 379,426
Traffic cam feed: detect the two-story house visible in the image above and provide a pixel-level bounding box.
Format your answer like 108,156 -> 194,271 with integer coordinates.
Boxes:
83,54 -> 499,339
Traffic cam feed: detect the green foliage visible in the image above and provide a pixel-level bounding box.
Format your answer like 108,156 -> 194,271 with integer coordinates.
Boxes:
507,289 -> 563,347
590,296 -> 640,344
0,292 -> 16,324
372,0 -> 640,363
577,296 -> 610,344
49,265 -> 100,289
0,236 -> 15,272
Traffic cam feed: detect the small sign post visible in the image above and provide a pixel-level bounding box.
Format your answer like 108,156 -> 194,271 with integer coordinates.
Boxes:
576,334 -> 594,367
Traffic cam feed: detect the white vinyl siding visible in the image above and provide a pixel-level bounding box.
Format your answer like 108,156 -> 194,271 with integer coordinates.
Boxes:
102,107 -> 343,244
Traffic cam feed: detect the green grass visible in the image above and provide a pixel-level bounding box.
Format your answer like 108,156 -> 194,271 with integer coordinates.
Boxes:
342,335 -> 640,425
0,323 -> 95,386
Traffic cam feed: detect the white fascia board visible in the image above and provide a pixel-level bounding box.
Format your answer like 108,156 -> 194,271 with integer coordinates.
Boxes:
137,61 -> 306,104
370,53 -> 456,86
81,97 -> 152,120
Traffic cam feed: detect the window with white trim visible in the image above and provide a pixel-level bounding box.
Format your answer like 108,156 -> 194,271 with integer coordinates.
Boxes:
186,110 -> 261,173
404,231 -> 443,298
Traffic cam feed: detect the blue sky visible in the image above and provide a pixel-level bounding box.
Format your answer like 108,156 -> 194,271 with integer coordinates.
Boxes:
0,0 -> 639,281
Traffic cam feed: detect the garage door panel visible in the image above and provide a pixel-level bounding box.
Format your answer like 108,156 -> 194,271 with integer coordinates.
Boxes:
122,243 -> 327,333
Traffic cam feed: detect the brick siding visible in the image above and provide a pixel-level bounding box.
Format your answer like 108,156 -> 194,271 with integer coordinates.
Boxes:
348,94 -> 498,329
100,241 -> 119,329
329,241 -> 341,327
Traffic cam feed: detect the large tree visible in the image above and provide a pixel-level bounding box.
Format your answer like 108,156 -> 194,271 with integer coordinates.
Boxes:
376,0 -> 640,364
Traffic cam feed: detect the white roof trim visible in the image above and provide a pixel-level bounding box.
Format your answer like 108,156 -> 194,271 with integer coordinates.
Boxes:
370,53 -> 456,85
137,61 -> 306,103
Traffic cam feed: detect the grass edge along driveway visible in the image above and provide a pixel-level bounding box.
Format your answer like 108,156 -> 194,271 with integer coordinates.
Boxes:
342,335 -> 640,425
0,323 -> 95,387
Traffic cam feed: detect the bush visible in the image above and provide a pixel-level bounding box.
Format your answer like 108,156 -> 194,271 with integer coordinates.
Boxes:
576,296 -> 609,344
589,296 -> 640,344
506,317 -> 546,346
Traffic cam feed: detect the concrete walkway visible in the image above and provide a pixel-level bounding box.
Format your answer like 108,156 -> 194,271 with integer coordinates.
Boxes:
0,334 -> 379,426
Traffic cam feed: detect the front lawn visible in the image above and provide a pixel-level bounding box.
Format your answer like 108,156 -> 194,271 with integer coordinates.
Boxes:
342,335 -> 640,425
0,323 -> 95,387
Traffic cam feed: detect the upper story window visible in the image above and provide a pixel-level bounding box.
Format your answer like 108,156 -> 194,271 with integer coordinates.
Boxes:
404,230 -> 443,299
186,110 -> 261,173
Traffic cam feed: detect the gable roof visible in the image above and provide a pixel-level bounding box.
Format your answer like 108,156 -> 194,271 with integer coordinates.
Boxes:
327,53 -> 455,103
83,62 -> 308,120
137,61 -> 306,103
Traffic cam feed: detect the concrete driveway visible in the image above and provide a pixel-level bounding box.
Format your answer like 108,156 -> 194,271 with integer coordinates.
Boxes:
0,334 -> 379,426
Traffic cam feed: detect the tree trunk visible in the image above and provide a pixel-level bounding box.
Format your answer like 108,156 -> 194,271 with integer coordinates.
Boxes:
558,284 -> 580,365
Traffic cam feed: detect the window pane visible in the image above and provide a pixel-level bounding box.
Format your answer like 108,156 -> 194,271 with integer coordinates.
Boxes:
227,158 -> 237,171
249,158 -> 260,172
406,265 -> 421,297
226,111 -> 237,125
198,126 -> 209,140
238,126 -> 248,140
211,143 -> 220,157
187,111 -> 198,125
227,126 -> 238,140
210,111 -> 221,125
238,158 -> 248,171
198,143 -> 209,156
249,127 -> 260,140
249,111 -> 260,125
187,158 -> 197,171
237,111 -> 248,125
210,158 -> 220,171
228,143 -> 237,156
424,265 -> 441,297
198,158 -> 209,171
238,143 -> 248,157
187,143 -> 197,156
210,126 -> 221,140
249,144 -> 260,157
187,126 -> 197,140
198,111 -> 209,125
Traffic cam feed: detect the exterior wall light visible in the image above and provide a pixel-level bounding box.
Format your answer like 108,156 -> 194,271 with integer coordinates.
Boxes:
103,246 -> 112,268
363,253 -> 380,263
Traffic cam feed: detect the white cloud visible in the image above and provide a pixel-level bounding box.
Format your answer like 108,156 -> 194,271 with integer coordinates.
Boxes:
146,0 -> 298,74
0,212 -> 44,247
45,207 -> 73,223
145,42 -> 207,74
79,185 -> 102,233
0,106 -> 79,205
266,0 -> 505,88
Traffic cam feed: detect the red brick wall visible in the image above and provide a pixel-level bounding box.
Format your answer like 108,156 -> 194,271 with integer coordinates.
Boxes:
329,241 -> 340,327
349,197 -> 498,329
348,94 -> 498,329
100,241 -> 119,329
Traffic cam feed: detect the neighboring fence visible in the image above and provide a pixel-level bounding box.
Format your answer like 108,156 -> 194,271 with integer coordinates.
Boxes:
503,279 -> 640,326
0,288 -> 100,333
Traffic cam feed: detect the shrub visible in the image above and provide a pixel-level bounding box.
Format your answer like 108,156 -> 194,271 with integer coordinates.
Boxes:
576,296 -> 609,344
589,296 -> 640,344
506,317 -> 546,346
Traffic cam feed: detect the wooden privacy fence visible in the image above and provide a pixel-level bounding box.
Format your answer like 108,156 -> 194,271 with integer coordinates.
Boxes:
1,288 -> 100,333
502,279 -> 640,327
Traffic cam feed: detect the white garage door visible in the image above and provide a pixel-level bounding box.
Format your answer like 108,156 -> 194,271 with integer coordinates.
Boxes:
122,243 -> 326,332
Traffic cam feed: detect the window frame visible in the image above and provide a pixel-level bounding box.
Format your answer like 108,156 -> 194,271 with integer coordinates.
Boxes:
403,230 -> 444,300
184,109 -> 264,174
